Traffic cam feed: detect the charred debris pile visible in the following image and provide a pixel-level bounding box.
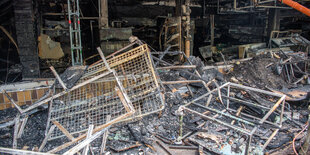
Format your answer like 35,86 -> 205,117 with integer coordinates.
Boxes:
0,38 -> 310,155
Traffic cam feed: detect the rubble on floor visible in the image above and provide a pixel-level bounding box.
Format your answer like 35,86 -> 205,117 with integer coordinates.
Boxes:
0,39 -> 310,155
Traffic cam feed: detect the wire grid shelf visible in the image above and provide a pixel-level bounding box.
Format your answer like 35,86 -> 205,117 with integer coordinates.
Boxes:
179,82 -> 286,153
49,44 -> 164,139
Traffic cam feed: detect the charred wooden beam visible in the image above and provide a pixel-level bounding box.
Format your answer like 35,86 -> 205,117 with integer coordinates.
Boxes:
99,0 -> 108,28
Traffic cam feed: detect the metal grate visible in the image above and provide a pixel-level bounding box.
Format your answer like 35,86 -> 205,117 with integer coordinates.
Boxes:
49,44 -> 164,139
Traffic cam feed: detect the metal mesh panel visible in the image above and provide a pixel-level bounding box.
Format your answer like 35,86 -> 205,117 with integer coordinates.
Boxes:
49,44 -> 164,139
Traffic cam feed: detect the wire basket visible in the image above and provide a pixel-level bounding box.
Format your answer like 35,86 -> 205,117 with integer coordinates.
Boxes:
48,44 -> 164,139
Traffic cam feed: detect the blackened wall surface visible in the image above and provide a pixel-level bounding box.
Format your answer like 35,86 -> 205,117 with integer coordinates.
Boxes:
14,0 -> 40,78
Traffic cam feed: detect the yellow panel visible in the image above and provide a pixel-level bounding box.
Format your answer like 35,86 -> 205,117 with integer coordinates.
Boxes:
0,93 -> 4,104
24,91 -> 31,101
37,89 -> 45,98
0,88 -> 50,111
3,92 -> 11,103
238,46 -> 246,59
0,104 -> 11,110
31,90 -> 37,100
17,101 -> 24,107
17,91 -> 25,102
0,104 -> 5,110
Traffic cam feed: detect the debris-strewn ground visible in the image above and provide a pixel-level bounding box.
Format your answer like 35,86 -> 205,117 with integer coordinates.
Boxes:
0,52 -> 310,154
0,109 -> 66,151
227,55 -> 290,89
226,52 -> 308,90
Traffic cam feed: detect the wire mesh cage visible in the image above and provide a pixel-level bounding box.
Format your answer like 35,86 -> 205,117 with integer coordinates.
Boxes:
81,44 -> 164,121
48,44 -> 164,140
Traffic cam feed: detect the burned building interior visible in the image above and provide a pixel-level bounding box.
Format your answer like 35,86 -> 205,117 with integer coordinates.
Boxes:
1,0 -> 310,154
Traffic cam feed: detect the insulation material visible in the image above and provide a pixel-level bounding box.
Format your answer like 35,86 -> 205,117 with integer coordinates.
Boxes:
38,34 -> 64,59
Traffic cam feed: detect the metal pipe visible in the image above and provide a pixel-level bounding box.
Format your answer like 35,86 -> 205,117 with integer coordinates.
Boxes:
257,5 -> 291,9
221,95 -> 270,110
155,45 -> 171,66
90,20 -> 94,53
97,47 -> 112,72
259,95 -> 286,124
279,0 -> 310,17
0,147 -> 56,155
177,115 -> 183,142
258,0 -> 277,4
227,108 -> 281,128
245,132 -> 254,155
262,129 -> 279,150
227,84 -> 230,109
169,145 -> 198,150
192,103 -> 256,126
162,80 -> 202,84
180,106 -> 252,135
64,127 -> 109,155
156,65 -> 196,70
184,82 -> 230,107
229,83 -> 283,97
150,51 -> 182,55
50,66 -> 67,91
